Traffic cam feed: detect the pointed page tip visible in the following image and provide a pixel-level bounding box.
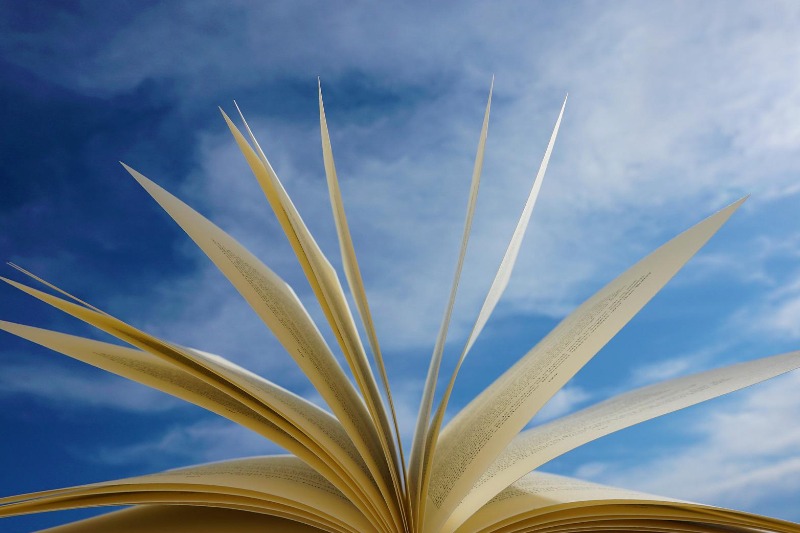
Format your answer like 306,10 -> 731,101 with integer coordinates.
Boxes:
7,262 -> 26,274
120,165 -> 154,190
725,194 -> 749,212
120,163 -> 140,178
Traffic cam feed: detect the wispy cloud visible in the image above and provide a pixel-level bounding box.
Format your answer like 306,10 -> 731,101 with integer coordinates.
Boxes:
732,272 -> 800,342
0,362 -> 183,412
629,357 -> 696,387
90,417 -> 285,469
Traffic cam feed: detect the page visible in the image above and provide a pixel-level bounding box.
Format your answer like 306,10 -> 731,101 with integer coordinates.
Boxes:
0,321 -> 389,530
445,350 -> 800,530
419,94 -> 568,523
317,84 -> 407,487
408,83 -> 493,520
0,456 -> 377,533
41,506 -> 329,533
424,197 -> 747,532
122,162 -> 401,528
0,281 -> 394,533
219,109 -> 404,508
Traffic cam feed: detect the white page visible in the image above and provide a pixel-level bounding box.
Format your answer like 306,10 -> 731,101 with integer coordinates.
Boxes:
408,82 -> 493,518
445,350 -> 800,531
424,197 -> 746,532
419,95 -> 567,522
317,84 -> 406,487
220,112 -> 403,525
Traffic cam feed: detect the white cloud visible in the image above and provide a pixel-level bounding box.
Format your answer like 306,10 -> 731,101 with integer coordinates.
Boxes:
630,357 -> 696,387
732,273 -> 800,342
529,385 -> 592,424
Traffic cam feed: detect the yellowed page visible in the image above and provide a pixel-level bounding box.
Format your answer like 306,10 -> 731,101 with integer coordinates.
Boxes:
420,94 -> 568,523
121,162 -> 399,528
424,197 -> 747,532
408,82 -> 493,522
41,506 -> 329,533
446,350 -> 800,530
317,84 -> 407,488
6,262 -> 108,315
222,108 -> 404,521
0,282 -> 393,533
0,320 -> 389,529
0,322 -> 315,469
0,456 -> 376,533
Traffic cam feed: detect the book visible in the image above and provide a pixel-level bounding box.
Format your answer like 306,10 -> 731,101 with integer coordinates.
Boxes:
1,83 -> 799,533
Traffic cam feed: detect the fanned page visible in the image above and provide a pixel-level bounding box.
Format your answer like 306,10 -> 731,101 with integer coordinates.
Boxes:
121,164 -> 401,528
419,95 -> 568,523
0,456 -> 374,533
443,350 -> 800,531
317,85 -> 407,485
222,109 -> 405,519
424,197 -> 746,532
409,83 -> 493,520
455,472 -> 798,533
0,281 -> 393,533
0,322 -> 326,479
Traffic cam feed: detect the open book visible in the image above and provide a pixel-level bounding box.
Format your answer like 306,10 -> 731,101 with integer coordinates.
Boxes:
1,84 -> 799,533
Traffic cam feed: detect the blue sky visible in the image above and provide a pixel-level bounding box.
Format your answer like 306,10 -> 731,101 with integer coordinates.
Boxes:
2,1 -> 800,531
